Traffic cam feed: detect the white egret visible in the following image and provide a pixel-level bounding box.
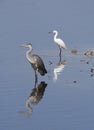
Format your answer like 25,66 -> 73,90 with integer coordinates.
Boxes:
49,30 -> 67,56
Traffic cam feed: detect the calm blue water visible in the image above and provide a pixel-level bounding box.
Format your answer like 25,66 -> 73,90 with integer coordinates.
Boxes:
0,0 -> 94,130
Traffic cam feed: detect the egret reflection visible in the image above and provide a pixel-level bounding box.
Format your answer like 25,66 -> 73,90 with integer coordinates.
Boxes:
53,60 -> 66,81
53,54 -> 66,81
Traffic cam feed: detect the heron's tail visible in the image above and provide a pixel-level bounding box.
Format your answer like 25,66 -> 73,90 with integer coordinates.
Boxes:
39,68 -> 47,76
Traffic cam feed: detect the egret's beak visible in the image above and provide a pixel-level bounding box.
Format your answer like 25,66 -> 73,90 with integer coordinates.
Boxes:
48,31 -> 52,34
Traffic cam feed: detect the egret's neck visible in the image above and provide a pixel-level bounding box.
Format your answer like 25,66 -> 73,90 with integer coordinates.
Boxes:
26,46 -> 33,63
54,32 -> 58,42
53,71 -> 58,81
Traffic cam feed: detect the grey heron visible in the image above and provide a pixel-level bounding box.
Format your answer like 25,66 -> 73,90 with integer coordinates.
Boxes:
49,30 -> 67,56
21,43 -> 47,81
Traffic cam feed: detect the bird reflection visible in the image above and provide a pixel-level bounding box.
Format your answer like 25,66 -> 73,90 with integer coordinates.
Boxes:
19,80 -> 47,116
53,54 -> 66,81
26,81 -> 47,114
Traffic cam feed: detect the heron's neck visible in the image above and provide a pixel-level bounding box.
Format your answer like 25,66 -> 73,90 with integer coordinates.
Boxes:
26,46 -> 33,63
26,98 -> 33,114
54,32 -> 58,42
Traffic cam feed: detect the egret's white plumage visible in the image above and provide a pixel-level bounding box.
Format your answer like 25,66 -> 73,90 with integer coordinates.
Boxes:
53,30 -> 67,50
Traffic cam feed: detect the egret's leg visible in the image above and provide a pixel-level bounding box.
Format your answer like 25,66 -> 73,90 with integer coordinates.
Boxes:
59,47 -> 62,62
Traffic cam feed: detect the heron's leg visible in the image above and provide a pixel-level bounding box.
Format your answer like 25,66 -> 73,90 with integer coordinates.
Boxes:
35,71 -> 38,86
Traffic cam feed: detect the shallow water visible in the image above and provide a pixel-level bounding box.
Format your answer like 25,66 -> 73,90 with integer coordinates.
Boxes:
0,48 -> 94,130
0,0 -> 94,130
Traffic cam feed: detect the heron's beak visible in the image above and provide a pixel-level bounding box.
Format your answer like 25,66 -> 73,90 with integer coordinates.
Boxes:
20,44 -> 27,48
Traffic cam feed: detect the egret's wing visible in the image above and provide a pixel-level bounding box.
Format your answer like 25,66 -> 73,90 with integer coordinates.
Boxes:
56,38 -> 67,49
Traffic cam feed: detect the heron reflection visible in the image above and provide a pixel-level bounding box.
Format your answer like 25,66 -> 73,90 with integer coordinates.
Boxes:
25,81 -> 47,116
53,54 -> 66,81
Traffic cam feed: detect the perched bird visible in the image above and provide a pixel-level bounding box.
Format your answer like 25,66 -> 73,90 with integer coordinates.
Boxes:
21,43 -> 47,81
49,30 -> 67,56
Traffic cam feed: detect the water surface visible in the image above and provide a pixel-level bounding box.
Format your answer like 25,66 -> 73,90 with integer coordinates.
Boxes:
0,0 -> 94,130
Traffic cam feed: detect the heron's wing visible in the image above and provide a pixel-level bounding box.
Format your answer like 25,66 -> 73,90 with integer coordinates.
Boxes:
31,54 -> 47,75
